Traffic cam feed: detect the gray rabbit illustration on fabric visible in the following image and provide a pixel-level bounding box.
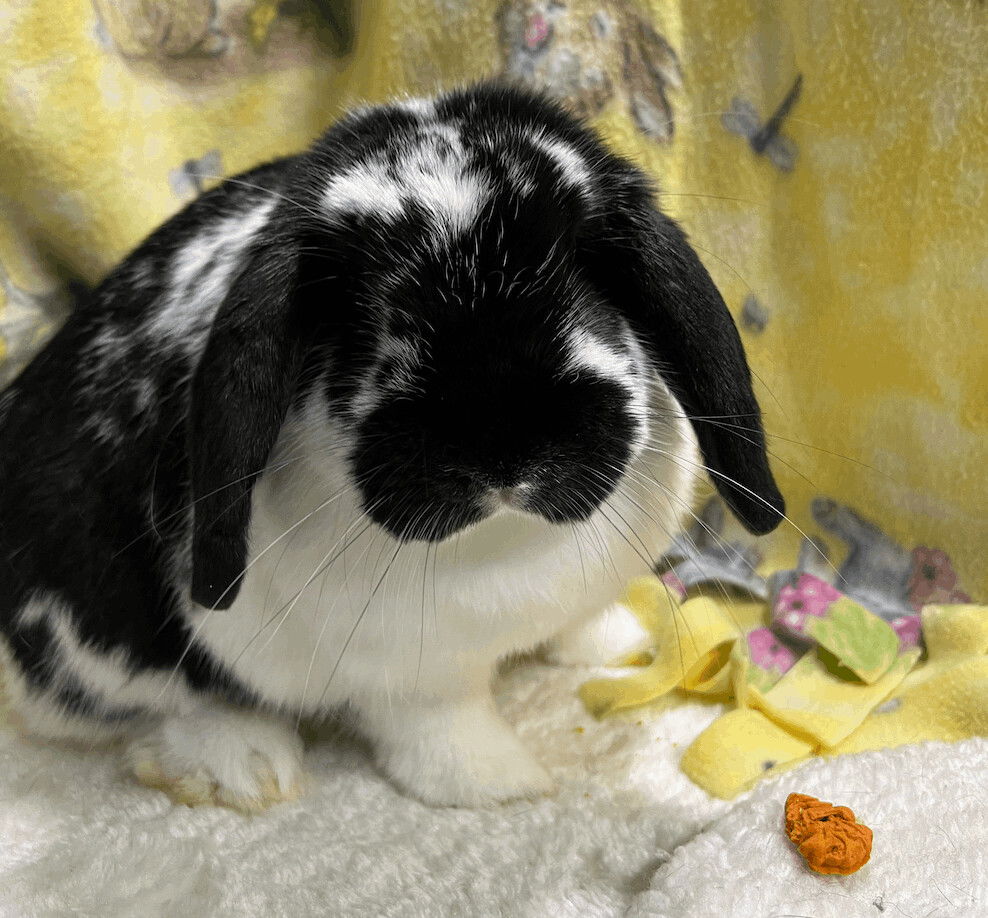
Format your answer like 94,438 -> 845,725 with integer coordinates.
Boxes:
497,0 -> 683,141
91,0 -> 354,73
661,497 -> 766,596
93,0 -> 229,58
663,496 -> 972,623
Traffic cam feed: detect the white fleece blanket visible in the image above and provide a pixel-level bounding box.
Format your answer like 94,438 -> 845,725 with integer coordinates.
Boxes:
2,660 -> 986,918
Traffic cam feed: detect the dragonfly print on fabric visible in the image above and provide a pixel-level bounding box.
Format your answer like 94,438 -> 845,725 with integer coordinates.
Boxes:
722,74 -> 803,172
740,293 -> 770,333
497,0 -> 683,142
658,497 -> 766,599
169,150 -> 224,200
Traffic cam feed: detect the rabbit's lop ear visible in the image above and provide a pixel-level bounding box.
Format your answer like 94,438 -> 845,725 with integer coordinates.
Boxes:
580,195 -> 785,535
188,233 -> 306,609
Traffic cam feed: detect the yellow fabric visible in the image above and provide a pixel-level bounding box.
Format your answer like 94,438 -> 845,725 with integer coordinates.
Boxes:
0,1 -> 384,377
678,708 -> 814,802
592,580 -> 988,798
582,577 -> 923,750
832,605 -> 988,754
745,648 -> 920,748
580,582 -> 762,716
689,629 -> 988,799
922,604 -> 988,659
1,3 -> 986,599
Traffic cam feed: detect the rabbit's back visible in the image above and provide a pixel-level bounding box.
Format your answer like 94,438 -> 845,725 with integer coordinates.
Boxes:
0,161 -> 294,727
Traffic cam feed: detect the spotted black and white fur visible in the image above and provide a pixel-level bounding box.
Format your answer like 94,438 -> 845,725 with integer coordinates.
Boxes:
0,84 -> 784,808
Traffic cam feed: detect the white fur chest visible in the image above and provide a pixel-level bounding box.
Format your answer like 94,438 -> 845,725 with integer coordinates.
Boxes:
189,392 -> 697,719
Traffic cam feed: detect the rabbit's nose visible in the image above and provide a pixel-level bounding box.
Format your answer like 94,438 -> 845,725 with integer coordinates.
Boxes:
524,13 -> 551,50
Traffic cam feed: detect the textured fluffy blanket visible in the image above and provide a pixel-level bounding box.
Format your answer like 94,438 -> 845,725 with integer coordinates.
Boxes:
4,660 -> 986,917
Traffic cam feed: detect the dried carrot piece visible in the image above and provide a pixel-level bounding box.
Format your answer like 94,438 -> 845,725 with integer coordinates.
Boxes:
784,793 -> 873,875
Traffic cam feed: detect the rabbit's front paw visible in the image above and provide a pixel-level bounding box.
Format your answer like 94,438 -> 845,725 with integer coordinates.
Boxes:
127,707 -> 304,812
367,694 -> 556,807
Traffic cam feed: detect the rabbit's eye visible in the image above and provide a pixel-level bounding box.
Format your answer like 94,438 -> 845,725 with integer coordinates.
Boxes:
547,0 -> 566,10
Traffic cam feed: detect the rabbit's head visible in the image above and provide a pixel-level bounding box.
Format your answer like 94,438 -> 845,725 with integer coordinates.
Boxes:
186,86 -> 782,609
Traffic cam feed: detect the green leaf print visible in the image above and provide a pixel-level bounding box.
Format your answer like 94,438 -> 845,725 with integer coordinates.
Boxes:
805,598 -> 900,684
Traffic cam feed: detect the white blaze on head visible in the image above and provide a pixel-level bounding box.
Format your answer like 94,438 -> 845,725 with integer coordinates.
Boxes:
529,132 -> 594,193
379,334 -> 424,392
321,122 -> 489,241
322,166 -> 407,221
394,96 -> 435,118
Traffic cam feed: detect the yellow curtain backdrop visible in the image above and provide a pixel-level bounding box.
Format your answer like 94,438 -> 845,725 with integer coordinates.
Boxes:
1,0 -> 985,596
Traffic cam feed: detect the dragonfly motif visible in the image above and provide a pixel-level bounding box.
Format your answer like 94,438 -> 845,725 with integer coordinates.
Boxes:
741,293 -> 770,333
722,74 -> 803,172
169,149 -> 224,199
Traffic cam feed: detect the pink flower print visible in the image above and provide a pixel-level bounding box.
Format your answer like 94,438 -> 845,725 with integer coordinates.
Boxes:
907,547 -> 970,610
774,573 -> 842,636
660,570 -> 687,600
747,628 -> 798,675
889,614 -> 922,651
524,13 -> 551,51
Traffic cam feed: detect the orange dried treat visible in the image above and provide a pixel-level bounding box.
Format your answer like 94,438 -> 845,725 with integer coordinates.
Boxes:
784,792 -> 873,875
785,793 -> 856,841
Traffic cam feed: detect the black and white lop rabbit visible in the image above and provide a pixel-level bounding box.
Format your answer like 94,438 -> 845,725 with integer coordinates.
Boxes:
0,84 -> 783,809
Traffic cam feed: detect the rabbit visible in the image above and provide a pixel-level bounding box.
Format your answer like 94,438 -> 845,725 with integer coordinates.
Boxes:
497,0 -> 683,141
0,83 -> 783,810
